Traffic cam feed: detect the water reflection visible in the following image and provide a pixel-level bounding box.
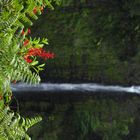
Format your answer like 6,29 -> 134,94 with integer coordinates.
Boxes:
11,84 -> 140,140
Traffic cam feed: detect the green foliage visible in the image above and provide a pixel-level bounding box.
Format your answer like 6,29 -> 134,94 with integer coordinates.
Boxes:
0,0 -> 60,139
0,107 -> 42,140
0,0 -> 59,97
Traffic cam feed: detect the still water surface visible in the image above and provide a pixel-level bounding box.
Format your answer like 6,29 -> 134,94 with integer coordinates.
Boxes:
11,83 -> 140,140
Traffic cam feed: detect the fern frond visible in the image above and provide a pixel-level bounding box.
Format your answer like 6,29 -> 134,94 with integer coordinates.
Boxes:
10,57 -> 41,84
24,116 -> 42,130
19,14 -> 33,26
0,107 -> 42,140
0,13 -> 19,30
0,0 -> 60,139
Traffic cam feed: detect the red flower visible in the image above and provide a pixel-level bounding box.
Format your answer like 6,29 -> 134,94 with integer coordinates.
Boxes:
21,28 -> 31,36
24,55 -> 33,63
41,52 -> 55,60
21,29 -> 25,35
33,7 -> 37,14
0,96 -> 3,100
28,48 -> 43,56
24,48 -> 55,63
23,40 -> 30,46
27,28 -> 31,34
26,58 -> 33,63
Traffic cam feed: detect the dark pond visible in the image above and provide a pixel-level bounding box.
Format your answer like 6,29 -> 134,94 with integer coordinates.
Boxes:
12,84 -> 140,140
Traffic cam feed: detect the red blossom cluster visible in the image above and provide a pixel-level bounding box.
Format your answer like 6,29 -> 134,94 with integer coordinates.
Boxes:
24,48 -> 55,63
0,95 -> 3,100
21,28 -> 31,36
23,39 -> 30,46
20,6 -> 53,64
33,7 -> 37,14
33,6 -> 44,14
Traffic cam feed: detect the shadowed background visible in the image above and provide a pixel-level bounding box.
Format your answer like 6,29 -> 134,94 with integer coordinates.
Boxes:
31,0 -> 140,85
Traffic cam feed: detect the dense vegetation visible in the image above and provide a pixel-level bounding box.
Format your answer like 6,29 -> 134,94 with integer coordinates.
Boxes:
32,0 -> 140,85
0,0 -> 59,139
19,92 -> 140,140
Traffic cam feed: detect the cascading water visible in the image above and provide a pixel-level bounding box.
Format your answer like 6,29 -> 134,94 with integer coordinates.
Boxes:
11,83 -> 140,94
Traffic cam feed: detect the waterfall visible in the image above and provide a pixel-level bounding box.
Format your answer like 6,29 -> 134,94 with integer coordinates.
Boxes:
11,83 -> 140,94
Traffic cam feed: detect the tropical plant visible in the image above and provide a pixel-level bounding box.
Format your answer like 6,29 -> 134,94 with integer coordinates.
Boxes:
0,107 -> 42,140
0,0 -> 60,139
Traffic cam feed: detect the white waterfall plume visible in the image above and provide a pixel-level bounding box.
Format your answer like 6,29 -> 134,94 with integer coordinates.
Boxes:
11,83 -> 140,94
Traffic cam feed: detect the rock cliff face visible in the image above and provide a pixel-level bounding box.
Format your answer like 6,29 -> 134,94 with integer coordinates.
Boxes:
31,0 -> 140,85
